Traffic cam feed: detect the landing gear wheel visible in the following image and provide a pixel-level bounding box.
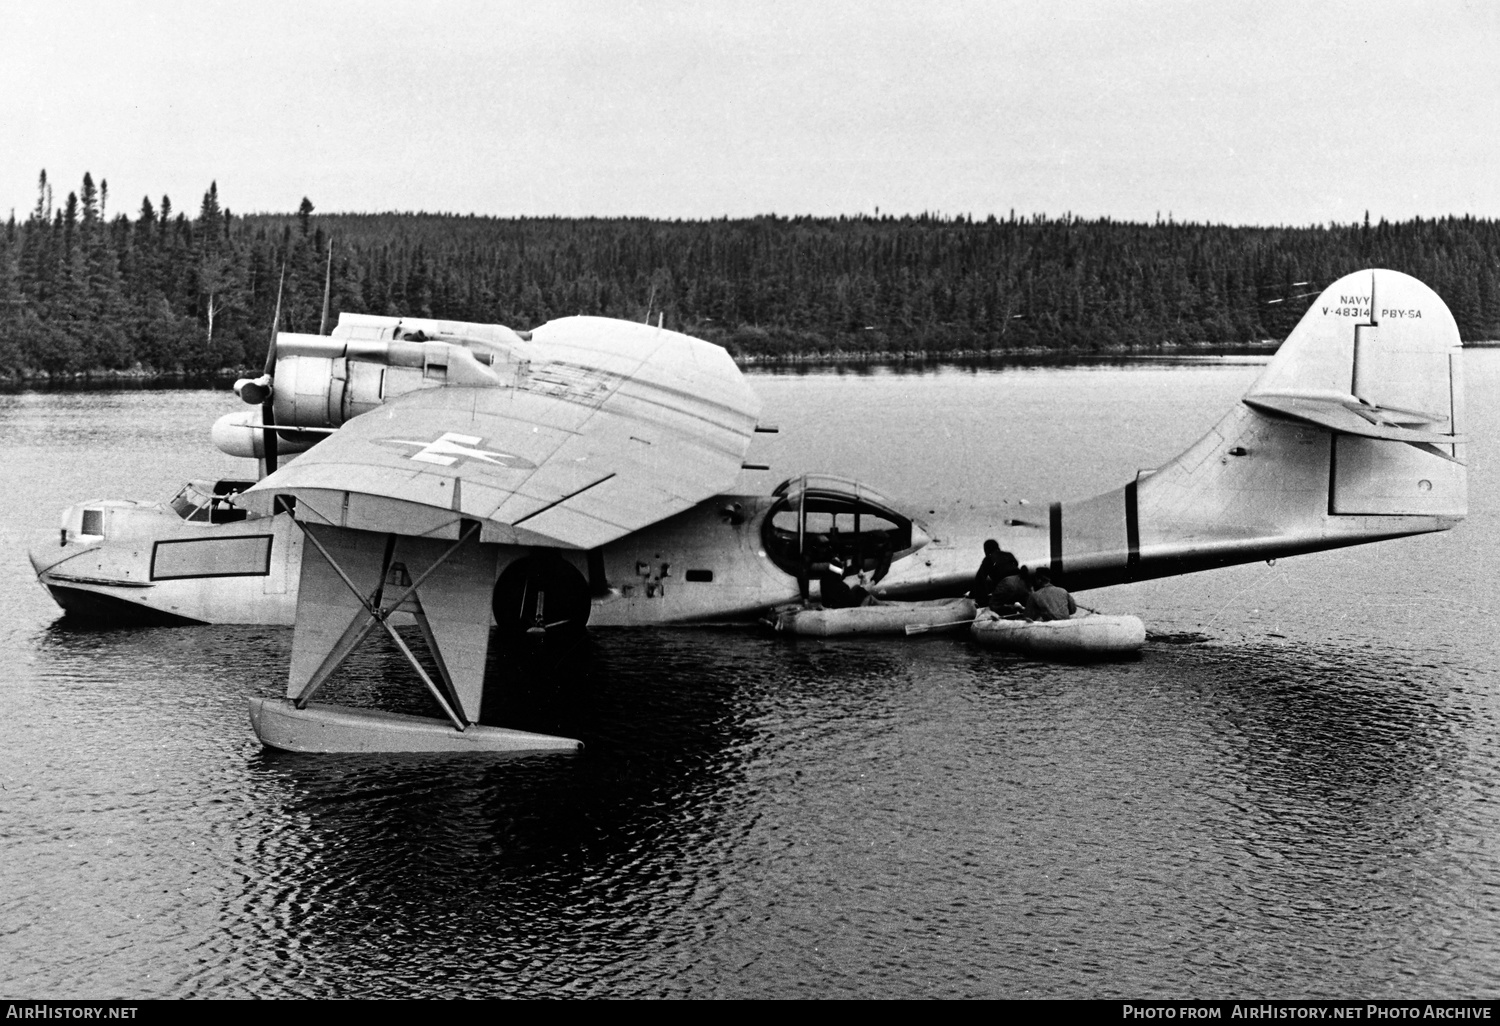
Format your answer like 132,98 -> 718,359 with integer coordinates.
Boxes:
492,554 -> 591,639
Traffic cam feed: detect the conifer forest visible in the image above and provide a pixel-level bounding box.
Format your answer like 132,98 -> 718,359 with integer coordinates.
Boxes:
3,170 -> 1499,379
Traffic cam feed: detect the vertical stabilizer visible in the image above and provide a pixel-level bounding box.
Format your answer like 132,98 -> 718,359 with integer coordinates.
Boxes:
1055,269 -> 1465,589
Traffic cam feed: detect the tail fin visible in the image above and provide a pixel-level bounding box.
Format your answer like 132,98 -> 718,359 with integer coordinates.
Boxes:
1057,269 -> 1465,589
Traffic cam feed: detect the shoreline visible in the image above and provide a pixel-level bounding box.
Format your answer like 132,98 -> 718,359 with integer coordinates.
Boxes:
0,340 -> 1284,389
732,339 -> 1282,366
5,337 -> 1496,389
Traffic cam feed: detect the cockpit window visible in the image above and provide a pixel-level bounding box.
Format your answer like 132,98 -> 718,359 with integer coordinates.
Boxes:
170,484 -> 208,520
170,481 -> 250,524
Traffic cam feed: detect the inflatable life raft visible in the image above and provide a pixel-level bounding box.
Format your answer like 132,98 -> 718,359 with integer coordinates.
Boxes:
772,597 -> 976,637
969,607 -> 1146,658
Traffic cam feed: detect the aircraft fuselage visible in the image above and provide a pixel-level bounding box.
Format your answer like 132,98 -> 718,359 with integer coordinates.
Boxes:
31,483 -> 958,628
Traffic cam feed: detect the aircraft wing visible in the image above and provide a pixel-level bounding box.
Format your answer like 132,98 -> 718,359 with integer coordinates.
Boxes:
245,317 -> 763,549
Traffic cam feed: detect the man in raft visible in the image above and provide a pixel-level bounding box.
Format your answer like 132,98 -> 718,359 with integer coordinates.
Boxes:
1024,568 -> 1076,621
814,557 -> 885,608
974,540 -> 1030,615
989,560 -> 1030,616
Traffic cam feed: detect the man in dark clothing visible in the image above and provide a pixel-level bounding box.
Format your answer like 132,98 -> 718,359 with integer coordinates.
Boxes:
970,539 -> 1013,602
816,550 -> 883,608
989,566 -> 1031,615
1024,568 -> 1076,621
817,563 -> 856,608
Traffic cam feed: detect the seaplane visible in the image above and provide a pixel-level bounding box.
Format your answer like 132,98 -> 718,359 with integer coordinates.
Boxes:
29,268 -> 1466,754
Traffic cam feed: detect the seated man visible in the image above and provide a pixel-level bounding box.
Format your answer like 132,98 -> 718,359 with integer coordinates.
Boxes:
1024,568 -> 1076,621
815,560 -> 857,609
989,565 -> 1030,616
849,570 -> 884,607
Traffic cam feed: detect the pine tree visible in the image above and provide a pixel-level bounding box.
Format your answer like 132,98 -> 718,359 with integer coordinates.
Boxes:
32,170 -> 48,224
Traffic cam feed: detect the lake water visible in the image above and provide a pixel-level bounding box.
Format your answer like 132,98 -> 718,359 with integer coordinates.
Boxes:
1,356 -> 1498,999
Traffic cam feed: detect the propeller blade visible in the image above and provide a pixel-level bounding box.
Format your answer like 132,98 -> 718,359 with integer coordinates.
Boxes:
261,264 -> 286,474
318,239 -> 333,336
264,265 -> 285,377
262,399 -> 278,475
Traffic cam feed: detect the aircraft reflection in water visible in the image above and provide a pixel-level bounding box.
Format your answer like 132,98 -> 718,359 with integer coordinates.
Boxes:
29,269 -> 1467,754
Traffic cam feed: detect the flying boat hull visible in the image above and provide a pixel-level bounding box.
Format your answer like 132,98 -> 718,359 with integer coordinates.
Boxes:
30,488 -> 302,626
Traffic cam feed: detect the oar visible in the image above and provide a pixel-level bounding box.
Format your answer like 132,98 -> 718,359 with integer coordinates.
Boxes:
904,617 -> 979,636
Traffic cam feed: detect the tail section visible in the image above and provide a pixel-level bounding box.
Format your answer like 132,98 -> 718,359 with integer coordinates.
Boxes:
1057,269 -> 1465,589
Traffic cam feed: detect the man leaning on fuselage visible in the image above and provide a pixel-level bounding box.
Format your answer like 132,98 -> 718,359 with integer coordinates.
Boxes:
970,539 -> 1007,602
973,540 -> 1030,615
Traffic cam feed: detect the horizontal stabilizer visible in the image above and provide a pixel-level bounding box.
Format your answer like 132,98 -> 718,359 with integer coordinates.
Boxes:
1243,392 -> 1466,446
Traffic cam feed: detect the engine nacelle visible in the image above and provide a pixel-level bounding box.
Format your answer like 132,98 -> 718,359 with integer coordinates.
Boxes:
271,353 -> 393,429
266,332 -> 506,429
211,410 -> 324,459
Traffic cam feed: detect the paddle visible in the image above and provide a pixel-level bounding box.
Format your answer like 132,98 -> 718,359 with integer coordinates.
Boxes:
1075,602 -> 1120,616
904,617 -> 979,636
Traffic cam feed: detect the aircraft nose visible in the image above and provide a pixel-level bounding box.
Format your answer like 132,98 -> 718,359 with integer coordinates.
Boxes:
28,538 -> 71,577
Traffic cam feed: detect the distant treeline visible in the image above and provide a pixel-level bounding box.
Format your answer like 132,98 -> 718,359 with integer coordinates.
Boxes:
3,169 -> 1500,377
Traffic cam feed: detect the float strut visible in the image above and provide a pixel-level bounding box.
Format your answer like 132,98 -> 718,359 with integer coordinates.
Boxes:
292,518 -> 481,732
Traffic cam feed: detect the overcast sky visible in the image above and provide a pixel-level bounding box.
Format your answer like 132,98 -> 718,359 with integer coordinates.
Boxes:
6,0 -> 1498,226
